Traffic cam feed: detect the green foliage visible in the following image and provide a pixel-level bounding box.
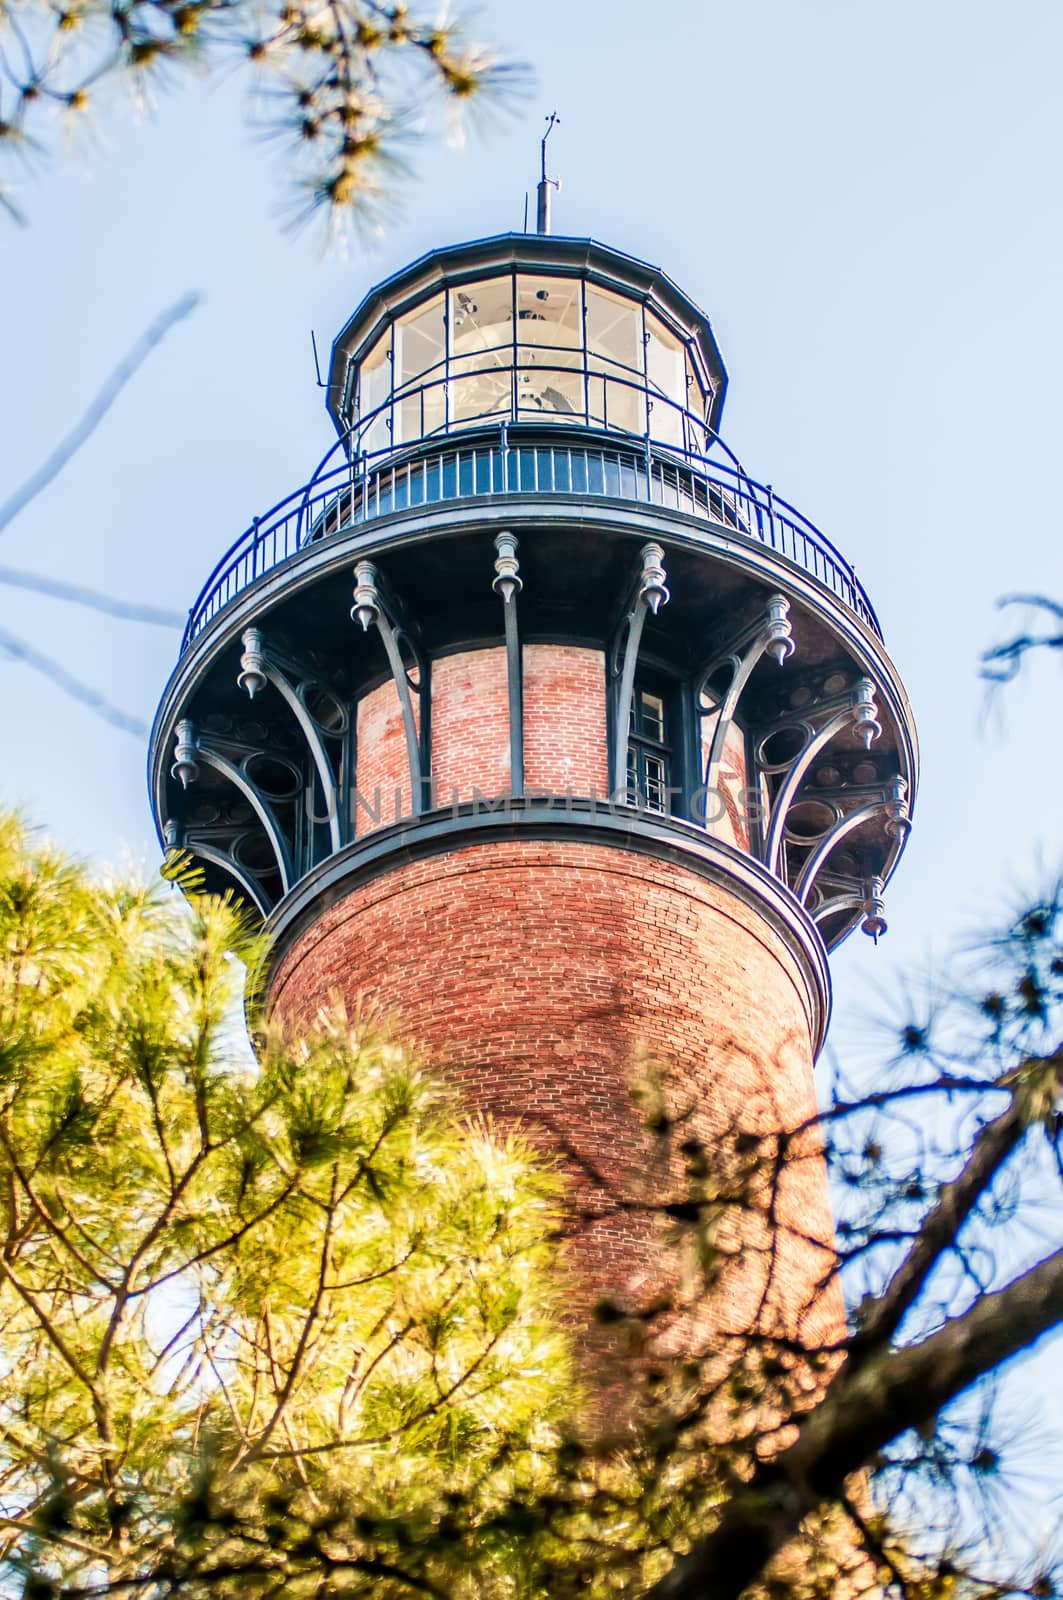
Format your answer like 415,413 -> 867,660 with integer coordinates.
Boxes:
0,0 -> 526,227
0,813 -> 573,1596
0,808 -> 1060,1600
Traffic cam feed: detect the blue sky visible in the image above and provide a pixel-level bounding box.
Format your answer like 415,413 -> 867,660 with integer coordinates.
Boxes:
2,0 -> 1062,1543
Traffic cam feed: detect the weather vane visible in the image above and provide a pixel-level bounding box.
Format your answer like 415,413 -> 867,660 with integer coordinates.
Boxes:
537,111 -> 561,235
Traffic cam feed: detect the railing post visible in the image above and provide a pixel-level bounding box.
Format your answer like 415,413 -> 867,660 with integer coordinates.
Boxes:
500,419 -> 510,493
766,482 -> 776,549
250,517 -> 260,580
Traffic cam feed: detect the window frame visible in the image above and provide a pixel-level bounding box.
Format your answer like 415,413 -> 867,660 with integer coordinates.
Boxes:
351,270 -> 712,452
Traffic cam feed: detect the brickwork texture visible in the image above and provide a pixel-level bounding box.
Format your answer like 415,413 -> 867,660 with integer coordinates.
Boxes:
269,838 -> 841,1357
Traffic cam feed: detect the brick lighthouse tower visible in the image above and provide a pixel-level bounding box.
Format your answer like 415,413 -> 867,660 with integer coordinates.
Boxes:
149,218 -> 917,1348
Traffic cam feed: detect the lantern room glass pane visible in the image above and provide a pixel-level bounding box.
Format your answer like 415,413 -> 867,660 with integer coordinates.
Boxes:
685,352 -> 709,453
395,295 -> 445,441
400,384 -> 446,442
448,276 -> 513,432
396,295 -> 445,388
449,356 -> 511,428
450,277 -> 513,360
587,372 -> 645,435
646,313 -> 685,447
515,275 -> 582,349
586,286 -> 641,375
516,350 -> 584,421
358,330 -> 391,454
586,285 -> 644,434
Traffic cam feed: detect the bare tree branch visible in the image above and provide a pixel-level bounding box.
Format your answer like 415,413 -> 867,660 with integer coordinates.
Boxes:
847,1052 -> 1060,1365
0,566 -> 183,627
644,1246 -> 1063,1600
0,624 -> 146,736
982,595 -> 1063,682
0,294 -> 200,536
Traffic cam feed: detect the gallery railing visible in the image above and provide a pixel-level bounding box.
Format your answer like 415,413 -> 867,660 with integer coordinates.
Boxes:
181,372 -> 881,648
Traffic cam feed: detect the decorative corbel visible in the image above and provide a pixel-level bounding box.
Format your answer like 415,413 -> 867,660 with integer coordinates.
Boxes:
810,873 -> 889,943
696,594 -> 795,805
760,677 -> 883,878
609,542 -> 671,793
169,721 -> 294,895
793,775 -> 910,905
237,627 -> 346,853
351,560 -> 430,816
164,810 -> 272,920
492,533 -> 524,797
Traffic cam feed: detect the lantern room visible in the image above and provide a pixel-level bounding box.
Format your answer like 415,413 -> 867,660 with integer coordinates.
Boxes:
326,234 -> 729,459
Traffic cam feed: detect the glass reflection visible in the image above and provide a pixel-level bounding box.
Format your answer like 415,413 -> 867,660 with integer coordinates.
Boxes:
396,295 -> 444,440
449,277 -> 513,429
358,332 -> 391,453
646,314 -> 684,447
351,270 -> 710,454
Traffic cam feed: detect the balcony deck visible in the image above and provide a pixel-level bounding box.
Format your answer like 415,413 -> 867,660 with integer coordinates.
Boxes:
181,413 -> 881,650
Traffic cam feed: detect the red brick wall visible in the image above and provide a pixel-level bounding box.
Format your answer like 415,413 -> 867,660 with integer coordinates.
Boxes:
353,644 -> 610,837
430,648 -> 510,806
523,644 -> 609,796
269,838 -> 841,1355
354,679 -> 416,835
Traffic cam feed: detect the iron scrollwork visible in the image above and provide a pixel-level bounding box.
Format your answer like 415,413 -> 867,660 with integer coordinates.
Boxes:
695,593 -> 795,807
236,628 -> 348,855
169,717 -> 296,902
351,560 -> 430,816
608,542 -> 671,794
492,533 -> 525,797
758,677 -> 883,880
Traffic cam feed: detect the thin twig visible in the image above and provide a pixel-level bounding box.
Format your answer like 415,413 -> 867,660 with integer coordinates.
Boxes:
0,293 -> 200,535
0,623 -> 146,736
0,566 -> 183,627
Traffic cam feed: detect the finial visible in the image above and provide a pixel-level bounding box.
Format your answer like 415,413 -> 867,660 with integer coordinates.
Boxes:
638,543 -> 670,616
237,627 -> 269,700
851,678 -> 882,749
765,594 -> 795,667
351,561 -> 381,632
492,533 -> 522,604
537,112 -> 561,235
171,720 -> 199,790
860,876 -> 888,942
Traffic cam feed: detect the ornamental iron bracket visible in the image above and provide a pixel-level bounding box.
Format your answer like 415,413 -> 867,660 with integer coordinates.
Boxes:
759,677 -> 883,879
608,542 -> 671,793
351,559 -> 430,816
793,775 -> 910,906
695,594 -> 795,805
492,533 -> 525,797
168,718 -> 295,897
810,872 -> 889,942
163,816 -> 272,920
237,628 -> 347,854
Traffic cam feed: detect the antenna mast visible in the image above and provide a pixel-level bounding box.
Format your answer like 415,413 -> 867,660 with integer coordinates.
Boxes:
536,112 -> 561,235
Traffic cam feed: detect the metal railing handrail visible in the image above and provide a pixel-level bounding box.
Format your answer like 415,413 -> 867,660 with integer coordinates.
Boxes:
181,392 -> 881,649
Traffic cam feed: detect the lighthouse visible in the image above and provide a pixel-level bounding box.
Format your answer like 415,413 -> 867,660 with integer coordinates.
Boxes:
149,223 -> 917,1351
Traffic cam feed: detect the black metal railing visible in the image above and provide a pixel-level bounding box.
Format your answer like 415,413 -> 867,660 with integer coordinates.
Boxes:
181,375 -> 881,648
